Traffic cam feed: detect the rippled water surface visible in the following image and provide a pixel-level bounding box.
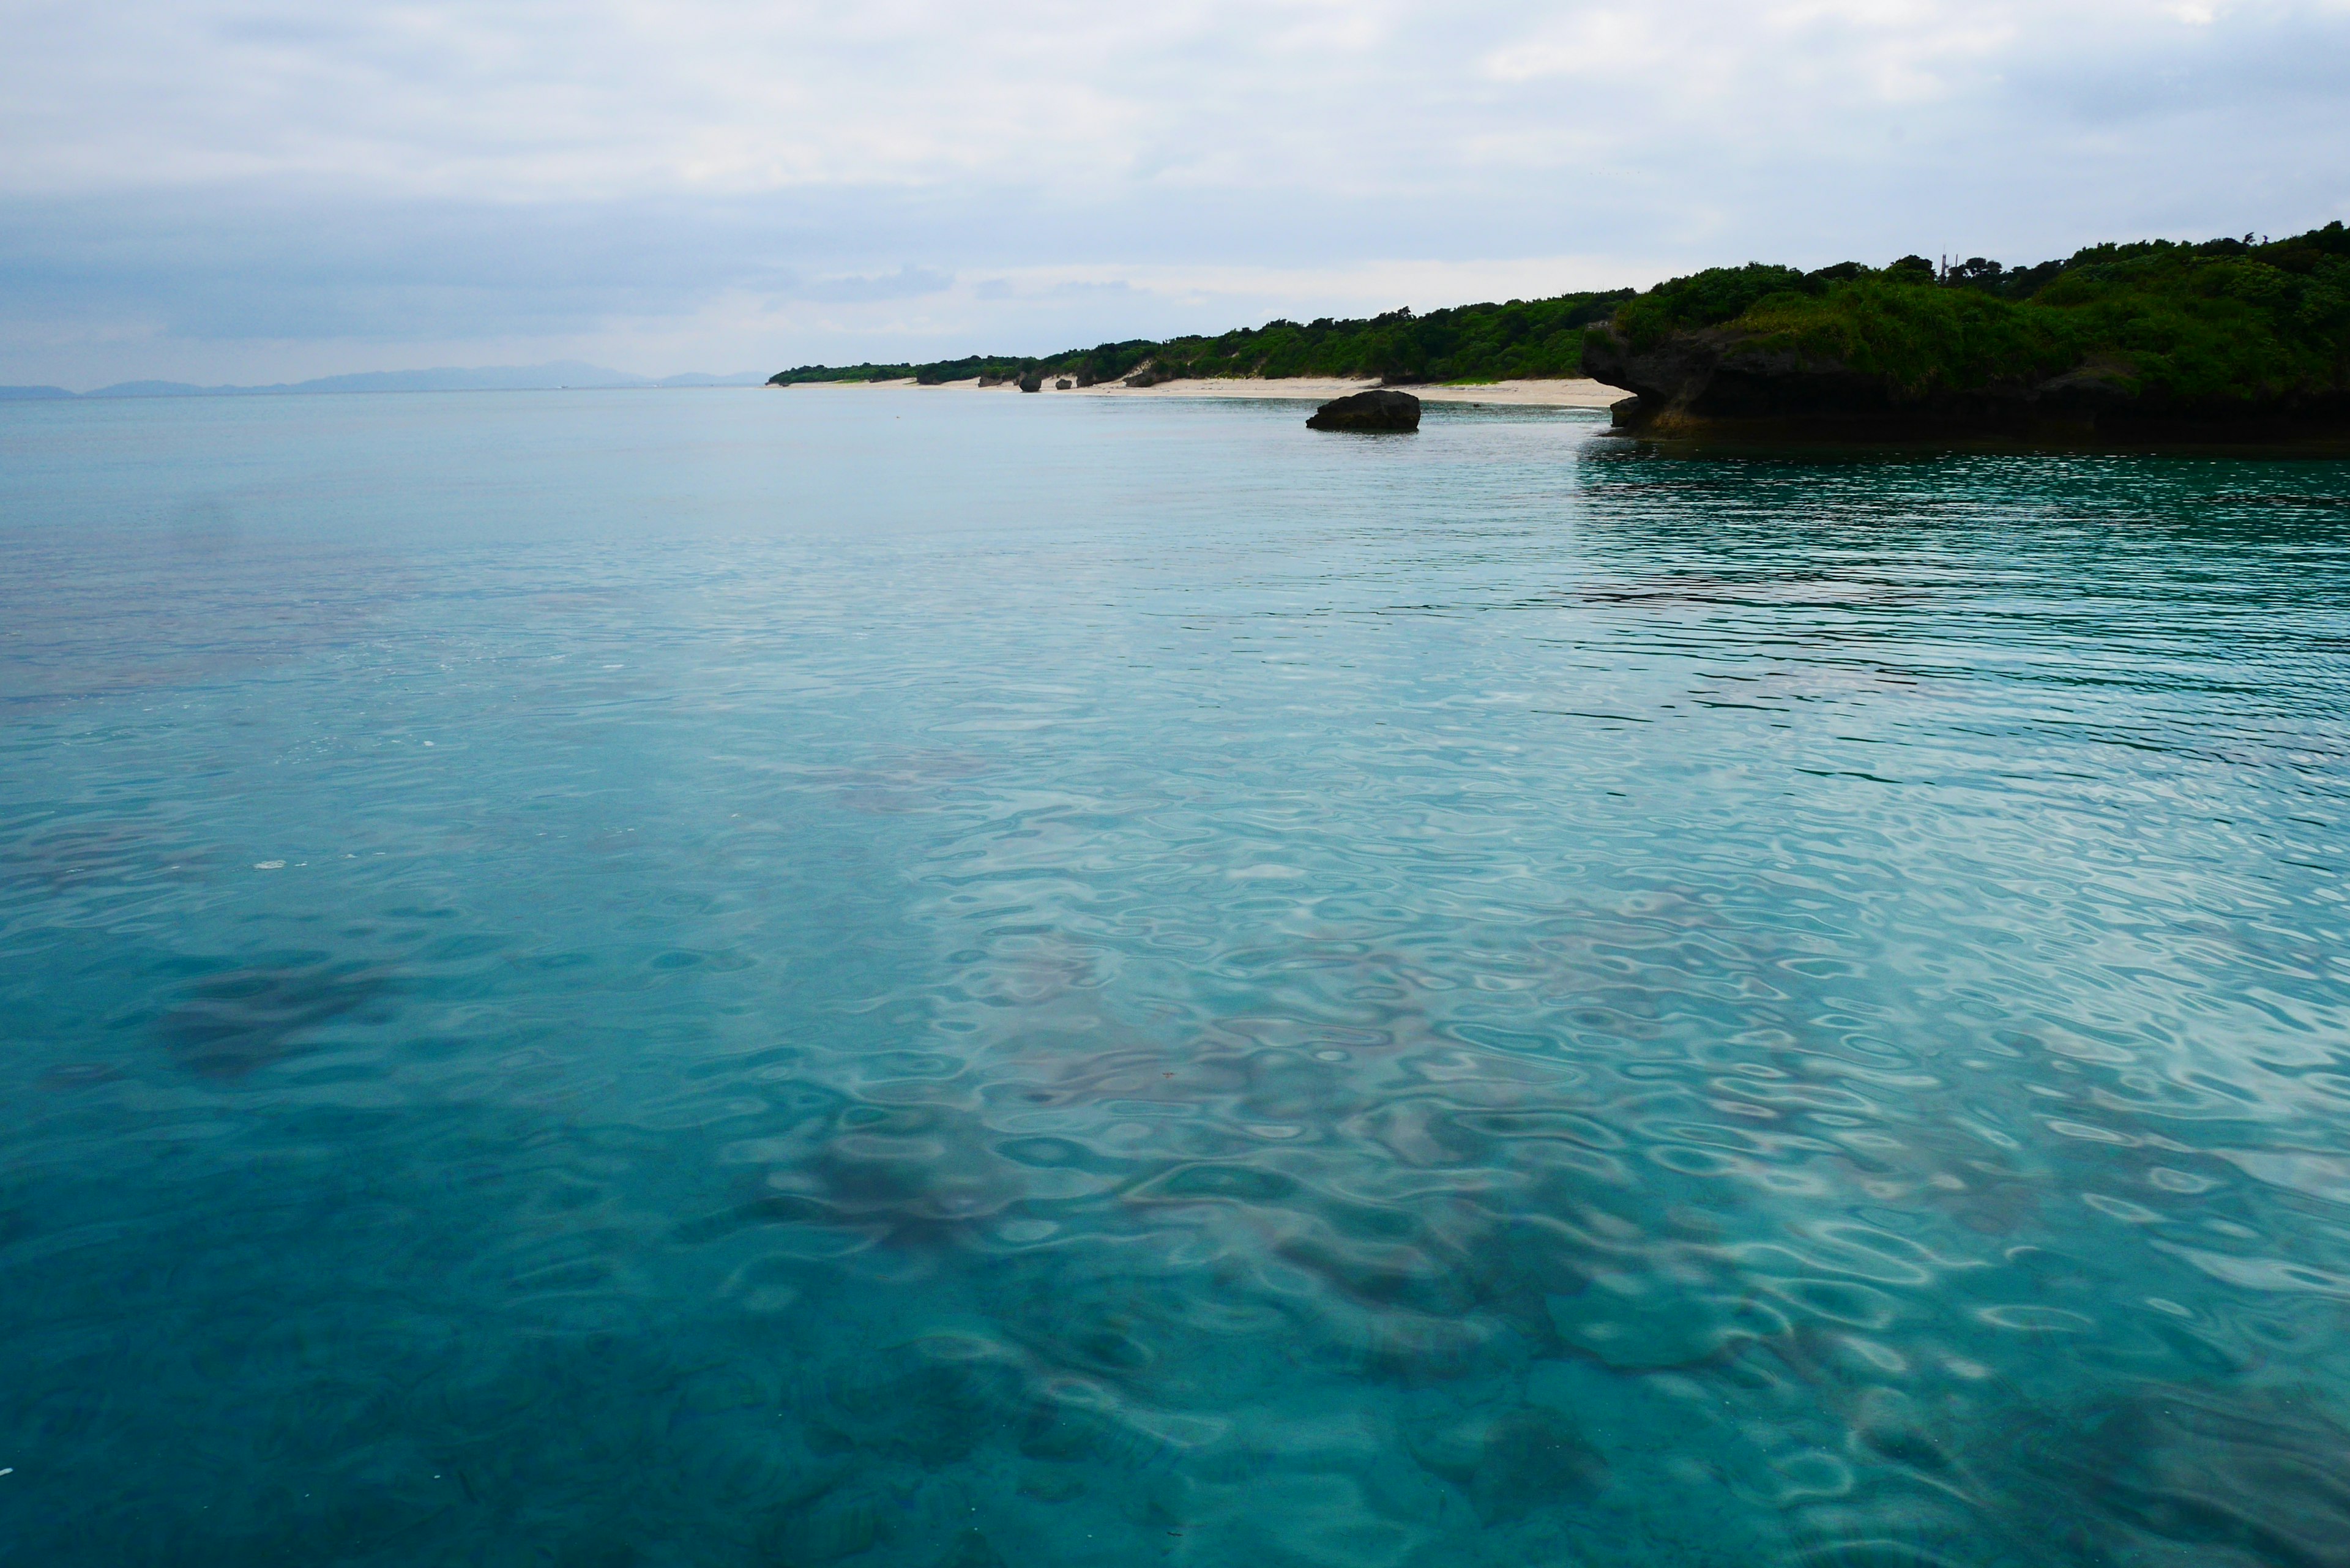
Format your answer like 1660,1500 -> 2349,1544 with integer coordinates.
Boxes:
5,389 -> 2350,1566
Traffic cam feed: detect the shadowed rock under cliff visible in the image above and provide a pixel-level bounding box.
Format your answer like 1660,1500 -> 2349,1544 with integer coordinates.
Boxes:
1580,326 -> 2350,444
1582,326 -> 2216,442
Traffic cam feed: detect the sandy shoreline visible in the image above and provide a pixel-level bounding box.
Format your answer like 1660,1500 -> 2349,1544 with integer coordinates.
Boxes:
776,376 -> 1625,409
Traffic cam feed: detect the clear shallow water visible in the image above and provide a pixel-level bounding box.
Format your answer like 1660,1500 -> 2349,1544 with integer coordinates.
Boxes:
3,389 -> 2349,1567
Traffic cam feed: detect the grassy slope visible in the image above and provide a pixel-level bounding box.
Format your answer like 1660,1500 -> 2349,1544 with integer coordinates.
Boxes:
1598,224 -> 2350,405
767,291 -> 1634,387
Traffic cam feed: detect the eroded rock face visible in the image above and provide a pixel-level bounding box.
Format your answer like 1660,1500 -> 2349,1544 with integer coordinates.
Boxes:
1307,389 -> 1421,432
1018,371 -> 1043,393
1584,323 -> 2043,436
1582,323 -> 2348,443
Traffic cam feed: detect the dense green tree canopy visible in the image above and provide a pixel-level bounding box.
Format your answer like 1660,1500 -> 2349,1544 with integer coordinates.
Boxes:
771,223 -> 2350,409
767,292 -> 1633,387
1603,223 -> 2350,403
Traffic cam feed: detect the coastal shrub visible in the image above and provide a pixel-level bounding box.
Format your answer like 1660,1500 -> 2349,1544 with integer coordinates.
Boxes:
1611,264 -> 1811,348
767,290 -> 1635,388
1590,222 -> 2350,405
767,362 -> 921,385
1734,279 -> 2078,394
767,223 -> 2350,403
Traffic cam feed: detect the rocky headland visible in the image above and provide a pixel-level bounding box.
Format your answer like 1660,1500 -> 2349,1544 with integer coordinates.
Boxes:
1583,226 -> 2350,446
765,223 -> 2349,447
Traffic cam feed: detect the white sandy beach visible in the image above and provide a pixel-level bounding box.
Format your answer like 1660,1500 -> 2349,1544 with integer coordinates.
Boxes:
781,376 -> 1626,408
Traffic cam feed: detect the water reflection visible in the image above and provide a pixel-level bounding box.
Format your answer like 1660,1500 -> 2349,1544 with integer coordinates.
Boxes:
1,392 -> 2346,1564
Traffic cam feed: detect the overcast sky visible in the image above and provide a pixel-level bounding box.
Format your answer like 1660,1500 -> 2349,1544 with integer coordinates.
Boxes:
4,0 -> 2346,387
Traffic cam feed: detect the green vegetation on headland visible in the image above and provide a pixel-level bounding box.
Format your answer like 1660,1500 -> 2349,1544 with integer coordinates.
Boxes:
1585,223 -> 2350,441
770,222 -> 2350,442
766,291 -> 1632,389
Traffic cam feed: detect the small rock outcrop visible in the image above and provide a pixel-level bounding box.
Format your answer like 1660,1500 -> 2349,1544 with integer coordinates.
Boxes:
1018,371 -> 1043,393
1056,379 -> 1073,390
1307,389 -> 1421,432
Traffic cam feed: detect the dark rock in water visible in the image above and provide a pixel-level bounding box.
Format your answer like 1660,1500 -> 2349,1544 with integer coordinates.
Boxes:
1055,379 -> 1072,390
1307,389 -> 1420,432
1018,371 -> 1043,393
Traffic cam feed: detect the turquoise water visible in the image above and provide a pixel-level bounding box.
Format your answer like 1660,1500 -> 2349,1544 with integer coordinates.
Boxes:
3,389 -> 2349,1567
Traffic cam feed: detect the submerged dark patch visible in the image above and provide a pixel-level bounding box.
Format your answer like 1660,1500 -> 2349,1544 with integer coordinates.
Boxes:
155,957 -> 400,1079
11,394 -> 2350,1567
1999,1384 -> 2350,1567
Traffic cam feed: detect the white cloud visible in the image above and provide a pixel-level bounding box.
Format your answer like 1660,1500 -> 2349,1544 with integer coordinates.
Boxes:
1,0 -> 2344,383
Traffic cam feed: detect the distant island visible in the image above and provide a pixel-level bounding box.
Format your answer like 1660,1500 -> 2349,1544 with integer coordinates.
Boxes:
772,223 -> 2350,445
0,364 -> 767,401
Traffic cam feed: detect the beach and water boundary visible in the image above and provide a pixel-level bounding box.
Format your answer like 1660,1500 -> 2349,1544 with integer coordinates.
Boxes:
774,375 -> 1628,408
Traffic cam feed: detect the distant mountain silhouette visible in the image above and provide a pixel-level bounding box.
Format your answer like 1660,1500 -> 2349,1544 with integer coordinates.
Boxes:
9,364 -> 767,398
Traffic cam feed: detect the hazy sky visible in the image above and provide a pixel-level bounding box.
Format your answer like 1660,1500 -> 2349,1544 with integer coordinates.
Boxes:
5,0 -> 2346,386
